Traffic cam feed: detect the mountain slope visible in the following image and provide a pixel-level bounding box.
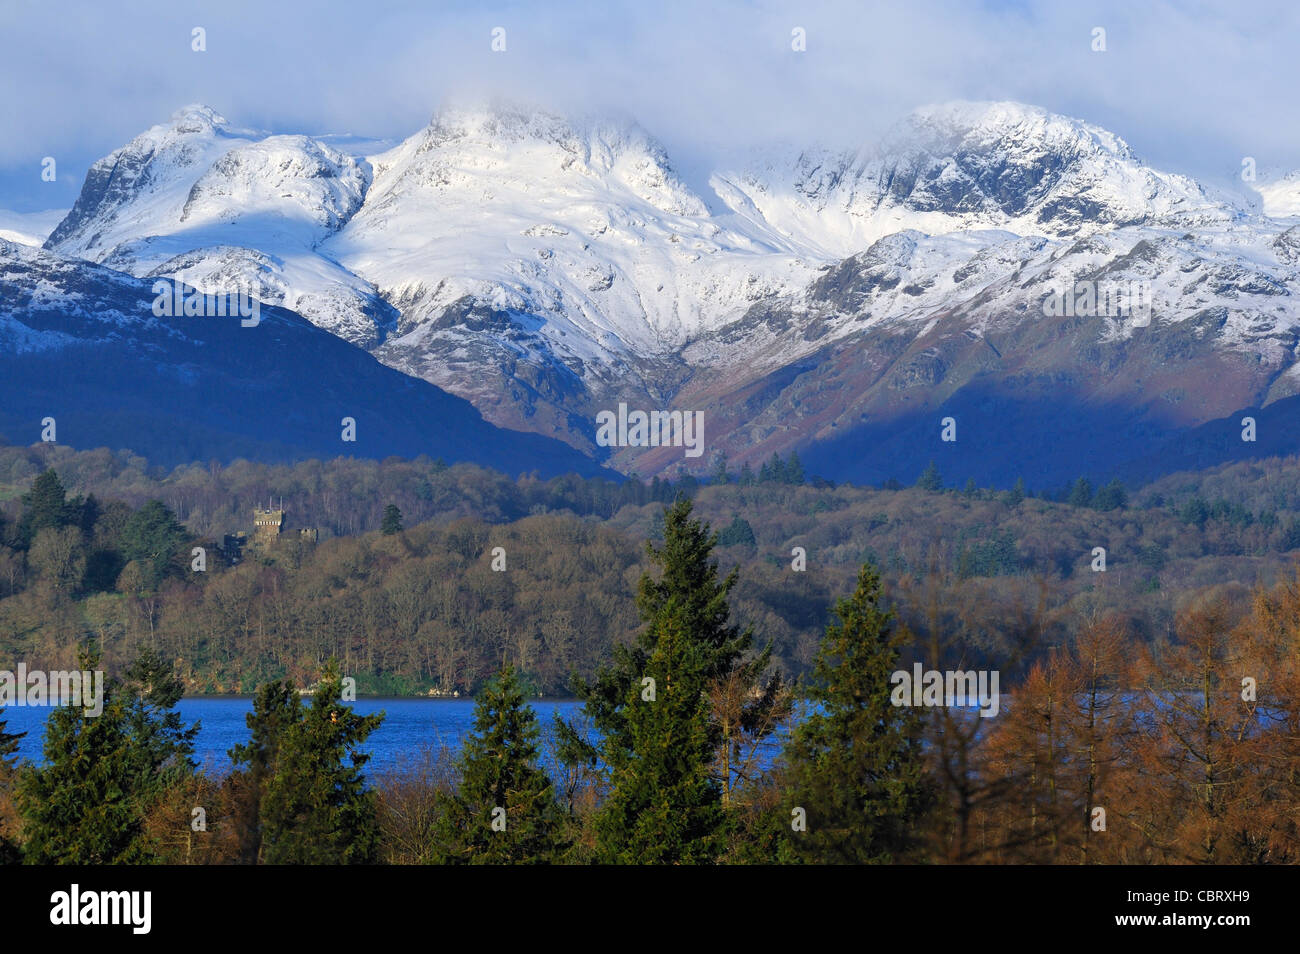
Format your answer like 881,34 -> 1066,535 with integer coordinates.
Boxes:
43,105 -> 394,346
24,100 -> 1300,485
0,239 -> 610,476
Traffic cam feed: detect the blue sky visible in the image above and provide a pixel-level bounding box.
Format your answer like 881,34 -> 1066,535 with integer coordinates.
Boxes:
2,0 -> 1298,212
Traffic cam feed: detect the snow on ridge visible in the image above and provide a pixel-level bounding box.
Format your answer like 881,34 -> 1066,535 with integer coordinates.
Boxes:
29,98 -> 1293,384
1255,170 -> 1300,219
0,208 -> 68,247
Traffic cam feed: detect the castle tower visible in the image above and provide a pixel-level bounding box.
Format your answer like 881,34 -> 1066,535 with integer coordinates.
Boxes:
252,505 -> 285,547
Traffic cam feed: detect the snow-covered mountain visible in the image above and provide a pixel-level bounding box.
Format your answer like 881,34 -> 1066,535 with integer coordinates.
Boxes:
0,238 -> 607,475
0,208 -> 66,247
44,106 -> 394,346
24,99 -> 1300,483
714,102 -> 1237,259
1254,170 -> 1300,219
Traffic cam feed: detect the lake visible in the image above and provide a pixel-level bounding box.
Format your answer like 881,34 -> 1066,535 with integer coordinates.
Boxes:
1,697 -> 586,778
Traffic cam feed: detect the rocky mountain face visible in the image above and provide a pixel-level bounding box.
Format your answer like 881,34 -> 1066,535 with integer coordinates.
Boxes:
28,100 -> 1300,484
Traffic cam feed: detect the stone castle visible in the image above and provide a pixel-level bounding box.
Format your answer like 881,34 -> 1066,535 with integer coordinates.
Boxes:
223,503 -> 318,565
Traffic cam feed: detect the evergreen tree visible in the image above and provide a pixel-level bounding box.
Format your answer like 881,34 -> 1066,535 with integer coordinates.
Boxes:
916,460 -> 943,492
710,454 -> 730,485
1067,477 -> 1094,508
18,646 -> 197,864
779,563 -> 932,863
738,462 -> 755,486
228,680 -> 300,864
0,713 -> 21,773
785,451 -> 805,485
0,709 -> 24,864
249,660 -> 384,864
563,497 -> 781,862
716,514 -> 757,547
431,666 -> 564,864
1003,477 -> 1027,506
595,603 -> 722,863
121,649 -> 199,796
1283,518 -> 1300,552
381,504 -> 403,535
19,468 -> 73,545
120,500 -> 189,587
1093,478 -> 1128,511
1180,496 -> 1210,528
962,478 -> 977,497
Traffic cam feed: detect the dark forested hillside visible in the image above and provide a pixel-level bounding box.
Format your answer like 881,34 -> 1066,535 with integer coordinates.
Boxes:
1,442 -> 1298,694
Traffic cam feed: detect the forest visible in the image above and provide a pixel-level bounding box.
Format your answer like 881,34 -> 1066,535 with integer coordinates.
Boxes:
1,442 -> 1299,695
2,489 -> 1299,865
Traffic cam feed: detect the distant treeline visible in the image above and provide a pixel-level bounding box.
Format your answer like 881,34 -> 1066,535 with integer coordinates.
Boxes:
2,444 -> 1300,694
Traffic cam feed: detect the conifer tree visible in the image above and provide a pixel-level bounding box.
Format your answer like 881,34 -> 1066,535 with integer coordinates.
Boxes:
18,646 -> 197,864
248,660 -> 384,864
595,604 -> 722,863
431,666 -> 564,864
228,680 -> 300,864
120,500 -> 189,587
0,712 -> 21,773
19,468 -> 73,545
563,498 -> 782,861
786,451 -> 805,485
1067,476 -> 1094,508
381,504 -> 403,535
1003,477 -> 1027,506
780,563 -> 932,863
916,460 -> 942,492
0,709 -> 24,863
710,454 -> 730,485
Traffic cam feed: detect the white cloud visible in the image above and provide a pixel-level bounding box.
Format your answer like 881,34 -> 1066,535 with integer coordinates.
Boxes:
1,0 -> 1297,209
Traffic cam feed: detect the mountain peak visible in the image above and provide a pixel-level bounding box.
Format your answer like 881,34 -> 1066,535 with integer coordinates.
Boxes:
420,99 -> 659,162
168,103 -> 229,132
899,100 -> 1136,163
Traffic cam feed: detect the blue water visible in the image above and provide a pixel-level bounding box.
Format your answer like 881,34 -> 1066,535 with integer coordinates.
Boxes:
1,698 -> 584,778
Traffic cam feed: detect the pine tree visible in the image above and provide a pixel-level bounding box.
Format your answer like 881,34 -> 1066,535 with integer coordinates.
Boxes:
710,454 -> 730,485
716,514 -> 756,547
250,660 -> 384,864
18,646 -> 197,864
1093,478 -> 1128,512
228,680 -> 300,864
19,468 -> 73,545
916,460 -> 942,492
0,713 -> 21,773
595,603 -> 723,863
1067,477 -> 1094,508
785,451 -> 805,485
1283,518 -> 1300,551
0,709 -> 24,863
431,666 -> 565,864
120,500 -> 189,587
381,504 -> 403,535
1003,477 -> 1027,506
780,563 -> 932,863
738,462 -> 755,486
562,497 -> 782,861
